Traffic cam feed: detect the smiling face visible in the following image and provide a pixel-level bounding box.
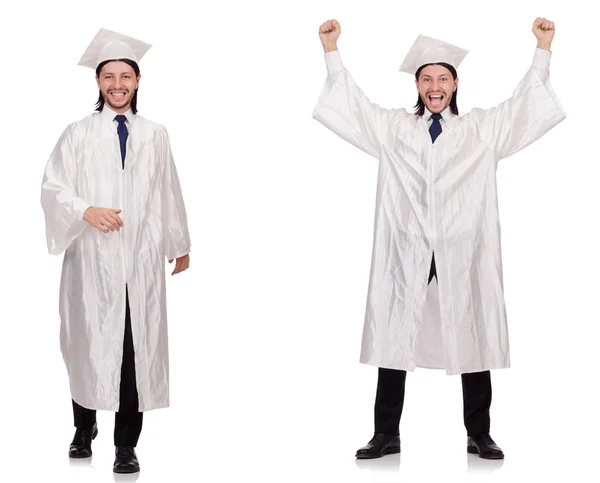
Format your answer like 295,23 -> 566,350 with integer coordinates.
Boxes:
416,64 -> 458,114
96,61 -> 140,114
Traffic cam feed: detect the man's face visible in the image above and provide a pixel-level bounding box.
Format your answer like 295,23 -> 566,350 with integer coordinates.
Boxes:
96,61 -> 140,113
415,64 -> 458,113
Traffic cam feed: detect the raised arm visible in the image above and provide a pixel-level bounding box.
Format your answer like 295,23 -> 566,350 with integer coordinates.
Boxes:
474,17 -> 566,160
312,19 -> 406,159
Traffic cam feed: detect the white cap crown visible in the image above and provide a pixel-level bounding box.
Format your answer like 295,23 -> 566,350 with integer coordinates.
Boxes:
78,28 -> 152,69
399,34 -> 469,75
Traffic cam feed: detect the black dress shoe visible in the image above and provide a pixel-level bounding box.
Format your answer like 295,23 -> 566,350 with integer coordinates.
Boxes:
69,423 -> 98,458
113,445 -> 140,474
467,433 -> 504,459
355,433 -> 401,459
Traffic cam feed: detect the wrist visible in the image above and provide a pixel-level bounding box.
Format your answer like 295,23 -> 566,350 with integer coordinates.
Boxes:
536,40 -> 551,50
323,43 -> 338,53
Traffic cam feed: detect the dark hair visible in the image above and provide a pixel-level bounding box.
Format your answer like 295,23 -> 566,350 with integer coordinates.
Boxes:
95,59 -> 141,114
413,62 -> 458,116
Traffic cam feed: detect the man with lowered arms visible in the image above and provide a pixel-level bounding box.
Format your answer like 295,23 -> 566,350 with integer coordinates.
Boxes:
41,28 -> 191,473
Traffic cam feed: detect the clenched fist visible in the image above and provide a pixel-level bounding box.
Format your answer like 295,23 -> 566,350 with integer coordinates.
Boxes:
83,206 -> 124,233
532,17 -> 555,50
319,19 -> 341,53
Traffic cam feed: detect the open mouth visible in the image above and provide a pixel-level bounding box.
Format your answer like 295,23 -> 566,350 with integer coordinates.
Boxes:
428,94 -> 444,108
109,91 -> 127,101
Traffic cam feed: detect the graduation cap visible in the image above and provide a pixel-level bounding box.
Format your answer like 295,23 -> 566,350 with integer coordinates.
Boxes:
78,28 -> 152,69
399,34 -> 469,75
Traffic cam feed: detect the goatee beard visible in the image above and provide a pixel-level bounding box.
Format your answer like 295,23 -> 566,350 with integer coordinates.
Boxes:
106,98 -> 130,111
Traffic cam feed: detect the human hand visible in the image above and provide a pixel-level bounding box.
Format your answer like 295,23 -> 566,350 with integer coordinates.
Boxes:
532,17 -> 555,50
168,254 -> 190,275
319,19 -> 341,53
83,206 -> 123,233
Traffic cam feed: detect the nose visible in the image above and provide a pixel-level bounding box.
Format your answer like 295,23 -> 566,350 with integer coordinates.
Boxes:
431,79 -> 441,90
113,78 -> 123,89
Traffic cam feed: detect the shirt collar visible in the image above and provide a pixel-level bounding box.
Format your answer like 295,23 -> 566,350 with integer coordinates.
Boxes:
101,104 -> 135,124
424,105 -> 454,122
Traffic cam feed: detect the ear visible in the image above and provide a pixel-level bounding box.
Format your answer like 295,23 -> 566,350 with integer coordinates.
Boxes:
136,73 -> 142,89
453,77 -> 458,92
96,76 -> 101,89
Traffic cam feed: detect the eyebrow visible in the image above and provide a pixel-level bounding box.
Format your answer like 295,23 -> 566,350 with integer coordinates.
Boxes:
420,74 -> 451,79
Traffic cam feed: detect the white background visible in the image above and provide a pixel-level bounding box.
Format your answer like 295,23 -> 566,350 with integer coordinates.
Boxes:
0,0 -> 596,481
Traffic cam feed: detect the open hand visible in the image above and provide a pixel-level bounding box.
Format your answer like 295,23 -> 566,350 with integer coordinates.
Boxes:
168,254 -> 190,276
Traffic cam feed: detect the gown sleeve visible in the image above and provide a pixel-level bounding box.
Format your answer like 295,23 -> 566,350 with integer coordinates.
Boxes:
312,50 -> 407,158
159,127 -> 191,261
473,48 -> 566,161
40,123 -> 92,255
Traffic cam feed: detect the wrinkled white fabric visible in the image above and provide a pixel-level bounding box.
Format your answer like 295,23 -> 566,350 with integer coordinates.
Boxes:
313,48 -> 565,375
41,106 -> 191,411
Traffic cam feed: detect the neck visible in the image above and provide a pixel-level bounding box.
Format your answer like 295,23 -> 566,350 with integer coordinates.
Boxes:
106,104 -> 131,114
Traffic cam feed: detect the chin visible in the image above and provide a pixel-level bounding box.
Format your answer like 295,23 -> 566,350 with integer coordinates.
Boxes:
108,101 -> 130,111
427,105 -> 445,113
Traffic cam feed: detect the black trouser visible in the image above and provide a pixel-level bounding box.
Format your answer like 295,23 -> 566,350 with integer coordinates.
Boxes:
374,254 -> 492,437
72,285 -> 143,446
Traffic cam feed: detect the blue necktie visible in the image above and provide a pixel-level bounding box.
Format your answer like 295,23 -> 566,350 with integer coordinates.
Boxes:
429,113 -> 442,143
115,115 -> 128,169
428,114 -> 442,284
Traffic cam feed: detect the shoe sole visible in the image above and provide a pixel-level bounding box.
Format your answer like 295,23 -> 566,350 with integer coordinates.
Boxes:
467,446 -> 504,459
68,428 -> 98,458
69,453 -> 92,459
356,446 -> 401,459
113,467 -> 140,474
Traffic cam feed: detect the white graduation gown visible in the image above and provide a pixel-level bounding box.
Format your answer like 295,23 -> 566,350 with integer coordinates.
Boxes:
41,106 -> 191,411
312,48 -> 566,375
